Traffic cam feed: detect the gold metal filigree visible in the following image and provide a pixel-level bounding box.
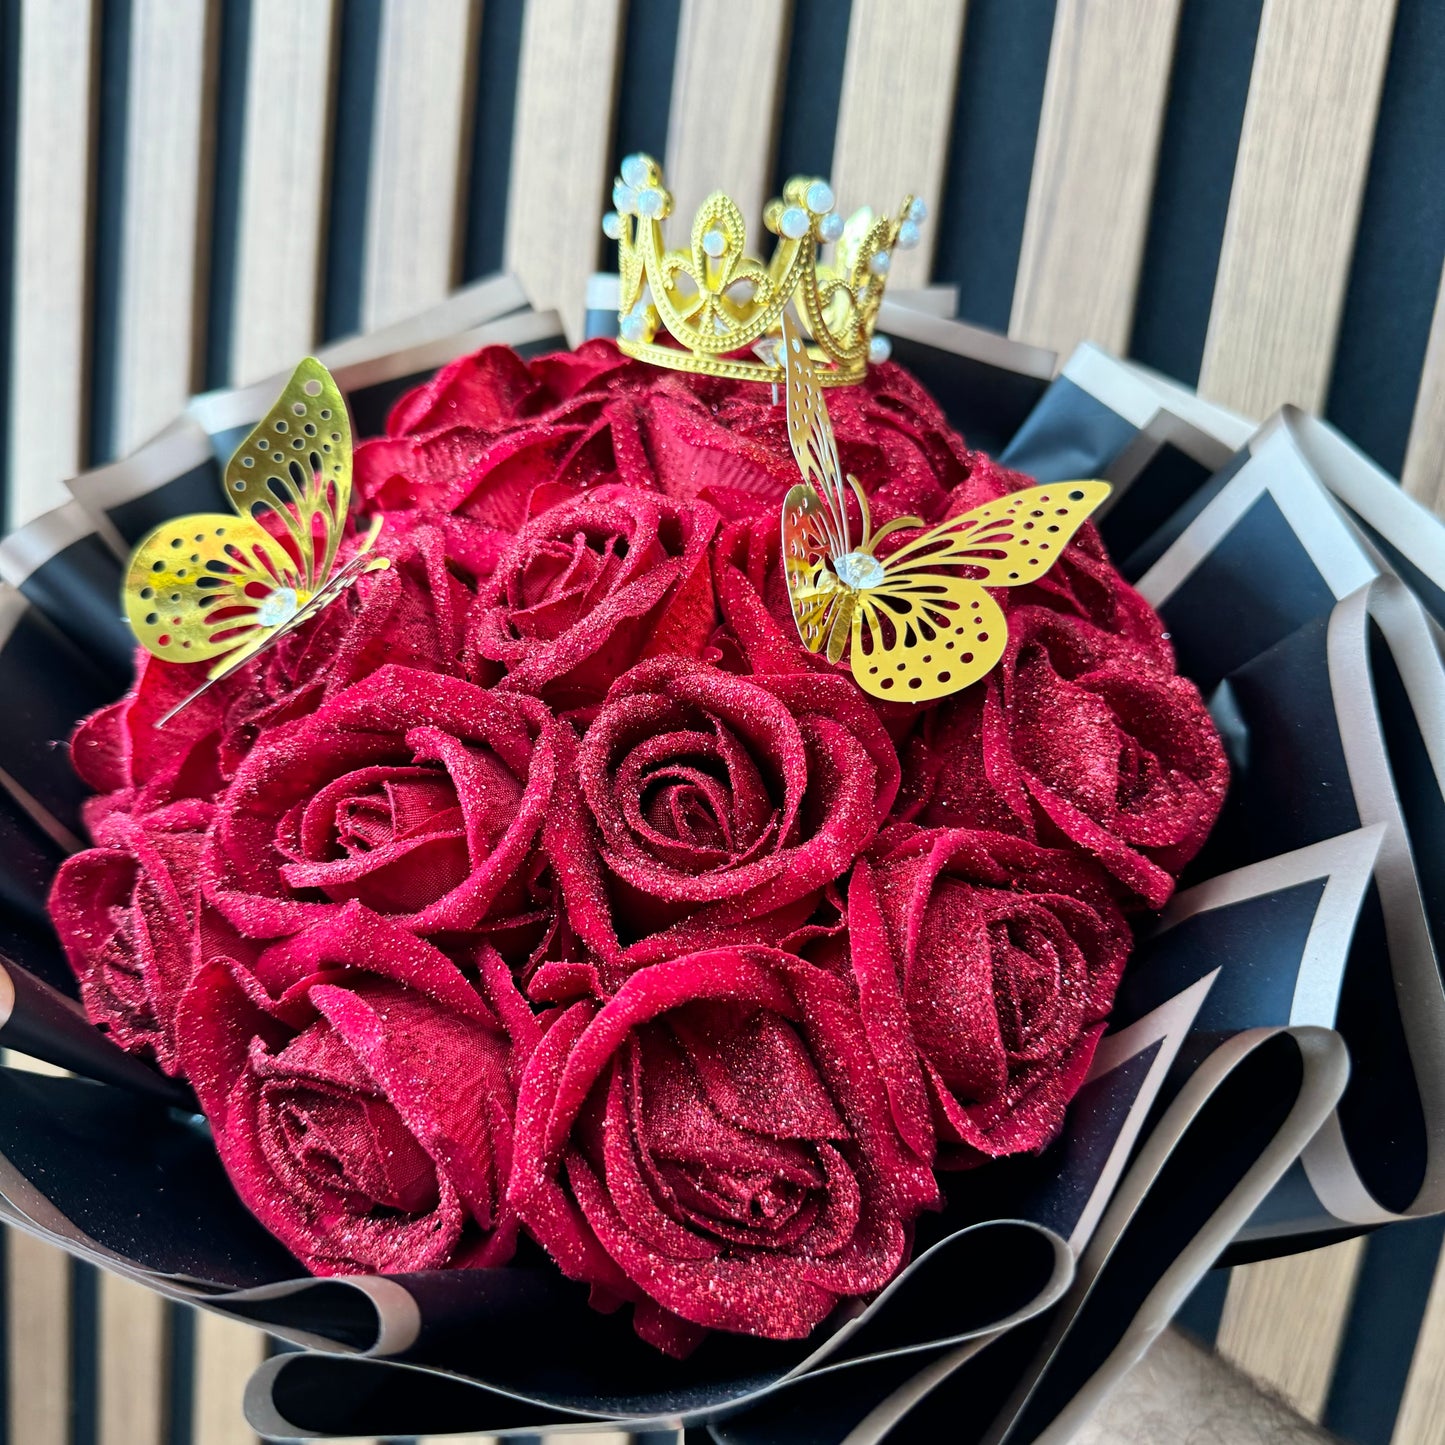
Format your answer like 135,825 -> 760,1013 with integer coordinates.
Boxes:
778,313 -> 1111,701
122,358 -> 389,724
604,155 -> 922,386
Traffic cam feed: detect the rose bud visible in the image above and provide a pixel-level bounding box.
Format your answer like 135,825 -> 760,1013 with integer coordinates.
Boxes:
178,905 -> 537,1274
848,829 -> 1130,1166
510,945 -> 938,1355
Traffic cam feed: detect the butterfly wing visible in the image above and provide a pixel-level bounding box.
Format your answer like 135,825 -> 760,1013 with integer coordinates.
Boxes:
781,311 -> 850,558
846,481 -> 1110,702
123,512 -> 315,674
781,483 -> 851,654
223,355 -> 353,590
878,481 -> 1110,583
850,575 -> 1005,701
151,543 -> 390,725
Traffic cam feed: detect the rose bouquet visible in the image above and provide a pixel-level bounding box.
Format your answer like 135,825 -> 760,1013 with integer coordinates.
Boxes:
0,269 -> 1437,1443
52,319 -> 1229,1350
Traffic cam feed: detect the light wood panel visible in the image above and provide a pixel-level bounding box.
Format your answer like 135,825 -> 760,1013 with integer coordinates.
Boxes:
98,1273 -> 168,1445
4,1053 -> 73,1445
1392,1235 -> 1445,1444
8,0 -> 98,529
830,0 -> 966,291
6,1230 -> 70,1445
192,1309 -> 265,1445
506,0 -> 628,341
1197,0 -> 1399,418
111,0 -> 216,457
361,0 -> 479,332
1008,0 -> 1183,359
1402,259 -> 1445,518
230,0 -> 339,386
1217,1239 -> 1366,1422
665,0 -> 791,232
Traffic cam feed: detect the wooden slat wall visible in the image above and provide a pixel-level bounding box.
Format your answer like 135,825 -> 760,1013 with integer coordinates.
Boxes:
1008,0 -> 1184,359
7,0 -> 97,529
829,0 -> 967,291
191,1312 -> 264,1445
110,0 -> 215,457
1391,1239 -> 1445,1445
4,1053 -> 74,1445
229,0 -> 338,387
2,0 -> 1445,1441
360,0 -> 479,332
1402,262 -> 1445,516
505,0 -> 627,341
665,0 -> 791,231
1196,0 -> 1400,417
98,1275 -> 168,1445
6,1231 -> 71,1445
1217,1241 -> 1367,1423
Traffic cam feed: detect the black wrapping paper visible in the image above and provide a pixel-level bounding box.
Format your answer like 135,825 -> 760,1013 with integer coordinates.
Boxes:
0,288 -> 1440,1442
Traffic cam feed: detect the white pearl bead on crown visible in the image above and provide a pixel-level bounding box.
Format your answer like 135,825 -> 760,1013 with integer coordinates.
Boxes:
779,206 -> 811,240
805,181 -> 835,214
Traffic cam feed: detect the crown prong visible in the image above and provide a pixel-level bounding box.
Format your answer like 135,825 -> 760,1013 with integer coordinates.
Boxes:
603,155 -> 923,386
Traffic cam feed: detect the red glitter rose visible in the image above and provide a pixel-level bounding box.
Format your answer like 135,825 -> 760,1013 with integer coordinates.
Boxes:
179,906 -> 537,1273
565,658 -> 900,962
70,656 -> 230,830
358,339 -> 977,534
49,797 -> 213,1075
910,607 -> 1227,907
205,664 -> 562,951
510,946 -> 938,1355
470,485 -> 719,712
848,828 -> 1131,1166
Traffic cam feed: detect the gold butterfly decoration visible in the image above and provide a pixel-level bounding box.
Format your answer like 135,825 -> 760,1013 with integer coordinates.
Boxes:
123,357 -> 388,725
778,312 -> 1110,702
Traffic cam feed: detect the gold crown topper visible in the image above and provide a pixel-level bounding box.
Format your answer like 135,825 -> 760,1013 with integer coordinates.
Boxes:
602,154 -> 925,385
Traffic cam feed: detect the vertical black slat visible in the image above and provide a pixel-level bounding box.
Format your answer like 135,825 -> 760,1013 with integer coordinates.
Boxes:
933,0 -> 1056,332
87,0 -> 132,467
165,1303 -> 194,1445
0,0 -> 21,515
1324,0 -> 1445,478
771,0 -> 850,192
1127,0 -> 1265,386
69,1260 -> 97,1445
201,0 -> 251,391
319,0 -> 381,342
1324,1216 -> 1445,1445
1172,1264 -> 1229,1346
774,0 -> 849,192
459,0 -> 525,279
611,0 -> 680,163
